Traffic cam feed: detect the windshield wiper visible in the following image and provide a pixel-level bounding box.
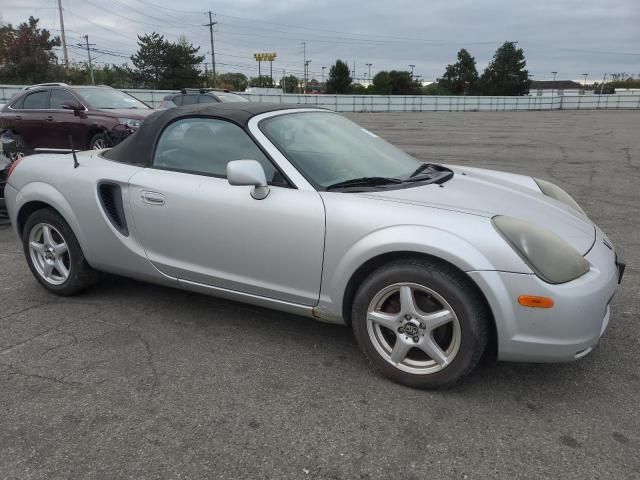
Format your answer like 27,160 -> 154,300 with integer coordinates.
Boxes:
325,176 -> 404,190
409,162 -> 438,178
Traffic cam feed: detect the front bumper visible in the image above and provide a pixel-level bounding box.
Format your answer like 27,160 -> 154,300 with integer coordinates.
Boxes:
469,227 -> 622,363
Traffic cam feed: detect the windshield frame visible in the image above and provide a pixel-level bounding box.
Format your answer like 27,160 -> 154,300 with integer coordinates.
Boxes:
258,110 -> 451,192
73,87 -> 151,110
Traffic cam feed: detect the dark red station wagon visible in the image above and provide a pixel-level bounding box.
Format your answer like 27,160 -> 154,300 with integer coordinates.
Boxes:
0,83 -> 154,152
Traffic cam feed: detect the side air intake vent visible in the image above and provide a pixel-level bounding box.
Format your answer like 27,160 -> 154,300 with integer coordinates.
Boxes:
98,182 -> 129,236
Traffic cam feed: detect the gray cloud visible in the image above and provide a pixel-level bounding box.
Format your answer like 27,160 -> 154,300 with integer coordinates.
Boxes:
5,0 -> 640,82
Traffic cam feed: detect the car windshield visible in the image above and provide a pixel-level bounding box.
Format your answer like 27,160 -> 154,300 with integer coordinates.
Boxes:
260,111 -> 446,189
215,92 -> 249,103
73,87 -> 150,110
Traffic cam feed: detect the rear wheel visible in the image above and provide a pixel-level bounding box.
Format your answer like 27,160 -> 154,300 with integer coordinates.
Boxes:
22,209 -> 98,295
351,258 -> 489,388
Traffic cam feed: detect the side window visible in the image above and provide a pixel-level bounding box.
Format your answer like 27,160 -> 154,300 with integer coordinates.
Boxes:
22,90 -> 50,109
9,95 -> 25,109
49,89 -> 80,109
153,118 -> 286,185
198,94 -> 218,104
181,95 -> 198,106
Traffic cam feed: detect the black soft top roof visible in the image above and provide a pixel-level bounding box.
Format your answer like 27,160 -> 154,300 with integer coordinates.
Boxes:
102,102 -> 317,166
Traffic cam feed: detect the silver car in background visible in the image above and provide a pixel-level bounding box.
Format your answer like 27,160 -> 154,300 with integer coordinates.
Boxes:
3,103 -> 624,388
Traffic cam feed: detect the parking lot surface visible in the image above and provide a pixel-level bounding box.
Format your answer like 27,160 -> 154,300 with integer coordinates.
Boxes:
1,111 -> 639,479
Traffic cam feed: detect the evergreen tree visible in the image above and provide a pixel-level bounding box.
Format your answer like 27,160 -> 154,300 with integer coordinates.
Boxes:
325,60 -> 352,94
438,49 -> 478,94
479,42 -> 531,95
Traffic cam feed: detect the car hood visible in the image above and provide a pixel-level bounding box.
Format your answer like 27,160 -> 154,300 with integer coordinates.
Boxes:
97,108 -> 155,118
357,164 -> 595,255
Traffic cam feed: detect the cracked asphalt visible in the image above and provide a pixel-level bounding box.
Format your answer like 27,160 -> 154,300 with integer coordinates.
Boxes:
1,110 -> 639,479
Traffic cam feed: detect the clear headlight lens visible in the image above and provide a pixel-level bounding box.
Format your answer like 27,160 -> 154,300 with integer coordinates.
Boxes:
118,118 -> 142,130
492,215 -> 590,284
534,178 -> 585,215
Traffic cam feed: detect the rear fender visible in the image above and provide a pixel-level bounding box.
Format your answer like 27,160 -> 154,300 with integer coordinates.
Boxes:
14,181 -> 85,247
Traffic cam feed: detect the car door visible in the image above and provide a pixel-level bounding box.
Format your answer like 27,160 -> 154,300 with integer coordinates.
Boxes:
16,89 -> 51,149
127,117 -> 326,306
48,88 -> 86,149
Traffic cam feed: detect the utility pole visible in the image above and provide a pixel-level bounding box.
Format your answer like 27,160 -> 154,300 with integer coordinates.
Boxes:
600,73 -> 607,95
57,0 -> 69,69
551,71 -> 557,97
206,12 -> 217,88
365,63 -> 372,84
282,69 -> 286,94
302,41 -> 306,93
353,60 -> 356,83
409,64 -> 415,81
321,66 -> 326,87
83,35 -> 95,85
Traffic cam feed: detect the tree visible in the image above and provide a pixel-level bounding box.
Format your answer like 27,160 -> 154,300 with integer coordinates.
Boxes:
438,49 -> 478,94
0,16 -> 61,84
422,82 -> 449,95
217,72 -> 248,91
130,32 -> 203,89
478,41 -> 531,95
371,70 -> 420,95
279,74 -> 300,93
249,75 -> 274,88
325,60 -> 352,94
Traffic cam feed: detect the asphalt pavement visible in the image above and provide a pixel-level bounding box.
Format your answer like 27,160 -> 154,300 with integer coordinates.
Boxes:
1,110 -> 639,479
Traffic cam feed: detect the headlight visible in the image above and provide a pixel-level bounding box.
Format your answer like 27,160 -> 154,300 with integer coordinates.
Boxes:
492,215 -> 590,284
118,118 -> 142,130
534,178 -> 585,215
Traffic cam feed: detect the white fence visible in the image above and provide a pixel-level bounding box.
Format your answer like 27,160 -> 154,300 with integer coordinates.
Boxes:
1,85 -> 639,112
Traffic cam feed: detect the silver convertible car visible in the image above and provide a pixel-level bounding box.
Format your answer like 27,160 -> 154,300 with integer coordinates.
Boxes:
4,104 -> 625,388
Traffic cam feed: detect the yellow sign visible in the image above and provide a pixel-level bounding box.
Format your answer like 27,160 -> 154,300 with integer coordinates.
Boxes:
253,52 -> 277,62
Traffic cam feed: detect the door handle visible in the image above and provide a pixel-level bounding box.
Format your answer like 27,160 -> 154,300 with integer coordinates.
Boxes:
46,116 -> 54,122
141,191 -> 165,205
14,115 -> 22,120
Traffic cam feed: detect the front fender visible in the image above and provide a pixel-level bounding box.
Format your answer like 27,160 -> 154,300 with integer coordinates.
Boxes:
317,222 -> 524,322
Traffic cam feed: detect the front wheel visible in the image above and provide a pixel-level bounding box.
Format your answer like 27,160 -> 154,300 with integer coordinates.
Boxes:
89,133 -> 110,150
22,209 -> 98,295
351,258 -> 490,389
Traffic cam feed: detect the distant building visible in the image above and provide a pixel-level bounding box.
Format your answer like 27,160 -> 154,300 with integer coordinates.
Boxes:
528,80 -> 587,96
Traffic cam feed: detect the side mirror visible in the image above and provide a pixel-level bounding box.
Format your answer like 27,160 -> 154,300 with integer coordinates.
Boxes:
227,160 -> 270,200
61,101 -> 82,115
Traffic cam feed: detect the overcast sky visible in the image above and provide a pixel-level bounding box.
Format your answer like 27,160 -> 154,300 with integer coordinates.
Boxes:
5,0 -> 640,83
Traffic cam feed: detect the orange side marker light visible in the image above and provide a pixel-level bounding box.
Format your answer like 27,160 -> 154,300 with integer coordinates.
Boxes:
518,295 -> 554,308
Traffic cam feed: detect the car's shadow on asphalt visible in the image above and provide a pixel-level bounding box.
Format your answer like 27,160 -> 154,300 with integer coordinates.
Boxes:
72,271 -> 609,401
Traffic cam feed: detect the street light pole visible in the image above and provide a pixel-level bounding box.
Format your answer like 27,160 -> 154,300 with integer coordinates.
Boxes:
581,73 -> 588,87
551,71 -> 558,97
365,63 -> 372,85
321,66 -> 326,88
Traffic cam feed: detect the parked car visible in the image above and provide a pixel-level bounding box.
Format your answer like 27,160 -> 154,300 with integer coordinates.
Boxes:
0,83 -> 154,152
3,104 -> 624,388
158,88 -> 249,109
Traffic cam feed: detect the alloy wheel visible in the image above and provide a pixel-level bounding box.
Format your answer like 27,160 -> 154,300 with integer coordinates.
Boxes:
28,223 -> 71,286
92,137 -> 108,149
366,282 -> 461,375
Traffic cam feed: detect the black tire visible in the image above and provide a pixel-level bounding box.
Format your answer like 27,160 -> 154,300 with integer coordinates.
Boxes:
89,133 -> 110,150
22,208 -> 98,296
351,257 -> 489,389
